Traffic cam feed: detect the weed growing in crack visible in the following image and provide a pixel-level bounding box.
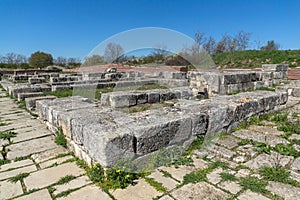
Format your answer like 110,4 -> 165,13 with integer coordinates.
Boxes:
240,176 -> 268,194
220,172 -> 238,182
56,175 -> 76,185
55,129 -> 67,148
144,177 -> 167,193
8,173 -> 30,183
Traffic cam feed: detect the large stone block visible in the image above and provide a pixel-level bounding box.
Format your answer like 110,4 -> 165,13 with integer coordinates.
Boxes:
25,95 -> 56,111
18,92 -> 45,101
82,123 -> 135,167
262,64 -> 289,72
28,77 -> 46,84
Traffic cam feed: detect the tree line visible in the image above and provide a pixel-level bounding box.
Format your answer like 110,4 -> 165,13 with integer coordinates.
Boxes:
0,31 -> 281,69
0,52 -> 81,69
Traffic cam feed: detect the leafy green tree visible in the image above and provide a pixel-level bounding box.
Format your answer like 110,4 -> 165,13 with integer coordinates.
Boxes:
29,51 -> 53,68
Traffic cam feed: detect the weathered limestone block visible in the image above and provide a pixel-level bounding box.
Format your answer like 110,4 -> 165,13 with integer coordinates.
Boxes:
17,92 -> 45,101
82,123 -> 135,167
130,109 -> 193,155
262,64 -> 289,72
147,90 -> 160,103
189,72 -> 220,97
36,96 -> 94,124
25,95 -> 57,111
157,79 -> 189,87
110,92 -> 137,108
200,99 -> 236,134
9,84 -> 51,98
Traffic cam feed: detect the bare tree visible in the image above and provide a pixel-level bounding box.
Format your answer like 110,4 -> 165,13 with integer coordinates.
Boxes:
235,31 -> 251,51
5,53 -> 17,64
54,56 -> 67,66
104,42 -> 124,63
82,55 -> 105,66
15,54 -> 27,65
194,31 -> 207,46
0,55 -> 5,63
254,39 -> 262,50
67,57 -> 81,65
203,36 -> 216,54
214,40 -> 226,54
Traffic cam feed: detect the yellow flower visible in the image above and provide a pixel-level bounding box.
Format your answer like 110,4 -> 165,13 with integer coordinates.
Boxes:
116,169 -> 121,173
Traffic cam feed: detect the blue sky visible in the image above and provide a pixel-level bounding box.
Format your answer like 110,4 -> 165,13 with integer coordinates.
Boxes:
0,0 -> 299,60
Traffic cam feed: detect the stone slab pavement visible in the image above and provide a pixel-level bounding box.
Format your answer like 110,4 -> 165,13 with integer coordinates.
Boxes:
2,85 -> 300,199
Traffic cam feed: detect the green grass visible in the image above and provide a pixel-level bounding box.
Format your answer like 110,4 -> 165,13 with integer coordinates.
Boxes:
47,186 -> 56,194
56,175 -> 77,185
0,131 -> 17,141
240,176 -> 268,194
0,159 -> 10,166
259,166 -> 299,186
184,135 -> 205,156
161,170 -> 172,178
14,156 -> 30,162
209,160 -> 229,170
43,89 -> 73,98
127,104 -> 152,113
256,87 -> 276,92
55,130 -> 67,148
8,173 -> 30,183
55,188 -> 79,198
182,168 -> 211,184
220,172 -> 238,182
0,122 -> 9,126
23,188 -> 39,196
273,143 -> 300,157
144,177 -> 167,193
213,49 -> 300,69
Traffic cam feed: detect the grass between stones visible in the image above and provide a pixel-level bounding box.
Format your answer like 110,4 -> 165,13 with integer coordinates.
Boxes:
0,159 -> 10,166
144,177 -> 167,193
56,175 -> 77,185
0,131 -> 17,141
259,166 -> 299,187
239,176 -> 268,194
182,160 -> 229,185
0,122 -> 10,126
220,172 -> 238,182
8,172 -> 30,183
55,129 -> 67,148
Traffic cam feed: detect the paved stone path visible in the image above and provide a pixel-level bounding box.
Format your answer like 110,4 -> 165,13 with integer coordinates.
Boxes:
1,86 -> 300,199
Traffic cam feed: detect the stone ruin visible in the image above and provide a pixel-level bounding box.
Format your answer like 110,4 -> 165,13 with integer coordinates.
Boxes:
0,64 -> 296,168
